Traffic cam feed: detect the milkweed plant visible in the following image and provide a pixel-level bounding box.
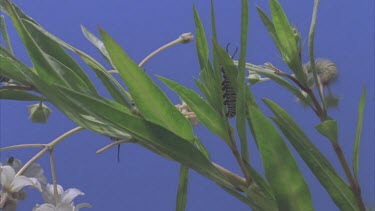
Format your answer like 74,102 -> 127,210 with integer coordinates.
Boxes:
0,0 -> 370,210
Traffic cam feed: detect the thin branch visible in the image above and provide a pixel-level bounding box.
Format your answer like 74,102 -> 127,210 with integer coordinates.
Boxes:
0,144 -> 46,151
47,126 -> 84,148
15,126 -> 84,177
15,147 -> 49,177
96,138 -> 134,154
308,0 -> 327,118
49,149 -> 59,206
212,162 -> 247,188
227,126 -> 252,186
138,32 -> 194,68
0,84 -> 36,91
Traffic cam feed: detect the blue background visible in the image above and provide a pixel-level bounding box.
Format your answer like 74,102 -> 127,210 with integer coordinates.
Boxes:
0,0 -> 374,210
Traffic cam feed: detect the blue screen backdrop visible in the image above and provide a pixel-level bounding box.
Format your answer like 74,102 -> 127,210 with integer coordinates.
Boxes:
0,0 -> 374,210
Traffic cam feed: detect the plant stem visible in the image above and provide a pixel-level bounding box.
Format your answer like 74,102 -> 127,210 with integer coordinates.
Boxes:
138,33 -> 194,68
47,126 -> 84,148
0,15 -> 14,55
228,126 -> 252,185
49,149 -> 59,206
96,138 -> 134,154
333,143 -> 366,210
308,0 -> 327,117
15,147 -> 49,177
212,162 -> 247,188
15,126 -> 84,177
0,144 -> 46,151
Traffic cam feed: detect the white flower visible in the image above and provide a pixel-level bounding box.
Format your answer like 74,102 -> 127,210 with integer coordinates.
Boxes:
0,165 -> 42,209
175,101 -> 200,126
32,202 -> 92,211
33,184 -> 91,211
7,158 -> 47,184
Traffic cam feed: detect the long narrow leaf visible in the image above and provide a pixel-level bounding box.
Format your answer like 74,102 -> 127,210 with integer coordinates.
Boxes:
193,5 -> 209,70
21,20 -> 97,93
247,99 -> 313,211
264,98 -> 359,211
159,76 -> 230,145
0,15 -> 13,54
81,25 -> 111,63
315,120 -> 338,144
353,87 -> 366,181
176,165 -> 189,211
0,45 -> 36,84
4,0 -> 64,85
269,0 -> 305,83
236,0 -> 249,162
0,89 -> 42,101
51,85 -> 236,189
22,20 -> 132,107
256,7 -> 282,54
100,29 -> 196,143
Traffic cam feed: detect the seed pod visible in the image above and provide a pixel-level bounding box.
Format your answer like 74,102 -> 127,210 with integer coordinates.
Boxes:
28,102 -> 52,123
304,59 -> 338,86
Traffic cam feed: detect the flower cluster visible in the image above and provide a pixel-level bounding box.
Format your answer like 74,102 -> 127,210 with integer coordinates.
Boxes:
0,158 -> 90,211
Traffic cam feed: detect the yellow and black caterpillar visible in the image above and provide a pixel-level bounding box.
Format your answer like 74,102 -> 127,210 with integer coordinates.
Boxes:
222,44 -> 238,118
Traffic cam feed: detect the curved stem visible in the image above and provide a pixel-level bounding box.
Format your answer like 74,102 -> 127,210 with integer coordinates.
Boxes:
138,32 -> 194,68
228,126 -> 252,186
0,144 -> 46,151
49,149 -> 59,206
96,138 -> 134,154
308,0 -> 326,119
15,126 -> 84,177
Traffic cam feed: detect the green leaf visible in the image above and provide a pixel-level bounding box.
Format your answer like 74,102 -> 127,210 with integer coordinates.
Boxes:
193,5 -> 209,70
75,50 -> 131,108
0,15 -> 13,54
4,1 -> 96,94
264,98 -> 360,211
21,19 -> 97,94
315,120 -> 338,144
0,45 -> 36,85
244,62 -> 311,106
212,39 -> 238,88
243,163 -> 275,202
353,87 -> 366,181
1,1 -> 97,93
236,0 -> 249,162
50,85 -> 236,189
100,28 -> 195,142
256,7 -> 282,55
81,25 -> 111,63
176,165 -> 189,211
257,0 -> 305,84
247,99 -> 313,211
21,20 -> 132,107
0,89 -> 42,101
210,0 -> 221,76
159,76 -> 230,145
4,1 -> 61,84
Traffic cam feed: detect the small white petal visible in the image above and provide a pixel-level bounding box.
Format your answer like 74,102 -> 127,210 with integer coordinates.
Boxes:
33,203 -> 56,211
56,203 -> 75,211
61,188 -> 84,204
10,176 -> 42,192
0,166 -> 16,188
74,203 -> 92,211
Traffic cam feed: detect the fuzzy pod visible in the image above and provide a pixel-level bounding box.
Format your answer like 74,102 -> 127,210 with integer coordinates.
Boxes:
28,102 -> 52,123
304,59 -> 338,86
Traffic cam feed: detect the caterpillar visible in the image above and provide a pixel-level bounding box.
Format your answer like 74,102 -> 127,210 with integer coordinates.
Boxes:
222,44 -> 238,118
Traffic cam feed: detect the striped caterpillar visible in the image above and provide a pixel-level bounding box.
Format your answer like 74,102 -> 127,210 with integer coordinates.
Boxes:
222,44 -> 238,118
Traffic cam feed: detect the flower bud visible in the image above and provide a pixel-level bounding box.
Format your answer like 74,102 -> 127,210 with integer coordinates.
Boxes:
179,32 -> 194,44
304,59 -> 338,86
28,102 -> 51,123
